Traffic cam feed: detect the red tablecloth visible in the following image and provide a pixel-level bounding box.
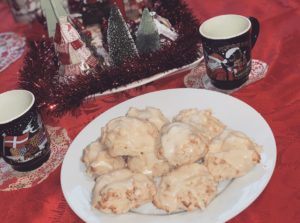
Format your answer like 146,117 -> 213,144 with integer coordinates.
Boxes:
0,0 -> 300,222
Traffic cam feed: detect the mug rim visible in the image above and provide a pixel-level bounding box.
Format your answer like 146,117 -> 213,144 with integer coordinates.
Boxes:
0,89 -> 35,125
199,14 -> 251,40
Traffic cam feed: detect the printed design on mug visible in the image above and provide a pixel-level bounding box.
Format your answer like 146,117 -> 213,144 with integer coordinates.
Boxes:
205,46 -> 250,81
2,115 -> 48,163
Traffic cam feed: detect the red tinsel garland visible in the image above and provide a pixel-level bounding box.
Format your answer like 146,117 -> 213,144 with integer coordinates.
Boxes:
19,0 -> 201,115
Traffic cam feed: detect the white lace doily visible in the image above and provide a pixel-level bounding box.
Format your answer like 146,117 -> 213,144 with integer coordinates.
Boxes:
0,125 -> 71,191
184,59 -> 268,94
0,32 -> 26,72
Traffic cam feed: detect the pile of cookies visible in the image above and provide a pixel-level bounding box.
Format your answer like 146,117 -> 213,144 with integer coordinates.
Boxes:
82,107 -> 261,214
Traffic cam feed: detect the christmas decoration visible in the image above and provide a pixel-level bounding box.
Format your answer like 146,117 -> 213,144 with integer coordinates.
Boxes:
20,0 -> 201,115
54,16 -> 98,79
81,0 -> 111,26
123,0 -> 153,21
41,0 -> 69,37
152,12 -> 178,41
136,8 -> 160,54
84,24 -> 112,68
107,5 -> 138,66
68,0 -> 126,25
115,0 -> 126,16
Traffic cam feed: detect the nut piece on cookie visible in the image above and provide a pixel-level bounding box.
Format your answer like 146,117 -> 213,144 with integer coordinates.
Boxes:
159,122 -> 208,167
92,169 -> 156,214
82,140 -> 126,177
173,109 -> 225,140
153,163 -> 217,213
100,117 -> 160,157
126,107 -> 170,130
205,129 -> 261,181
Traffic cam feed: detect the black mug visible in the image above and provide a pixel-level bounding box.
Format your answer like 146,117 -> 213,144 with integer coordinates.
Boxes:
0,90 -> 51,172
199,14 -> 260,89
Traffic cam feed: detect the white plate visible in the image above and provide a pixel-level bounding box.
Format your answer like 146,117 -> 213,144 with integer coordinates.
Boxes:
90,57 -> 203,98
61,88 -> 276,223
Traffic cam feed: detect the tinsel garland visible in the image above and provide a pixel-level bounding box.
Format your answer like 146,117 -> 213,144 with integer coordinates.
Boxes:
19,0 -> 201,115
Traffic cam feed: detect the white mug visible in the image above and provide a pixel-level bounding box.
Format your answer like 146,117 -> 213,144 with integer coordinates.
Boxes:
0,90 -> 50,171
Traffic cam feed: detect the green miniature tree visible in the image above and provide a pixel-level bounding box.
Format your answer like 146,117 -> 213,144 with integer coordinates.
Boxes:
107,5 -> 138,66
136,8 -> 160,54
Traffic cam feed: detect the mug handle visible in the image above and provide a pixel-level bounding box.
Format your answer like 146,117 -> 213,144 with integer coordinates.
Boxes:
248,16 -> 260,48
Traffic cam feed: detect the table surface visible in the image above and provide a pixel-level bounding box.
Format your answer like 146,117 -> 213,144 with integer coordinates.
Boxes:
1,0 -> 300,222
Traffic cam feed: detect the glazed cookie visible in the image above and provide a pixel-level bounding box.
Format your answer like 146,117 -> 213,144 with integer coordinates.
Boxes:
127,150 -> 170,177
100,116 -> 160,157
153,163 -> 217,213
159,122 -> 208,167
126,107 -> 169,130
205,129 -> 261,181
82,140 -> 126,177
92,169 -> 156,214
173,109 -> 225,140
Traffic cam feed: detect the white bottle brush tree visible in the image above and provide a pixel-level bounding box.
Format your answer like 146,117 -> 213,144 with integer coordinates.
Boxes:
107,5 -> 138,66
136,8 -> 160,54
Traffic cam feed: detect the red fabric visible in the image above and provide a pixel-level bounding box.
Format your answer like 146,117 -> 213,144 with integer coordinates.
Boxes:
0,1 -> 300,222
